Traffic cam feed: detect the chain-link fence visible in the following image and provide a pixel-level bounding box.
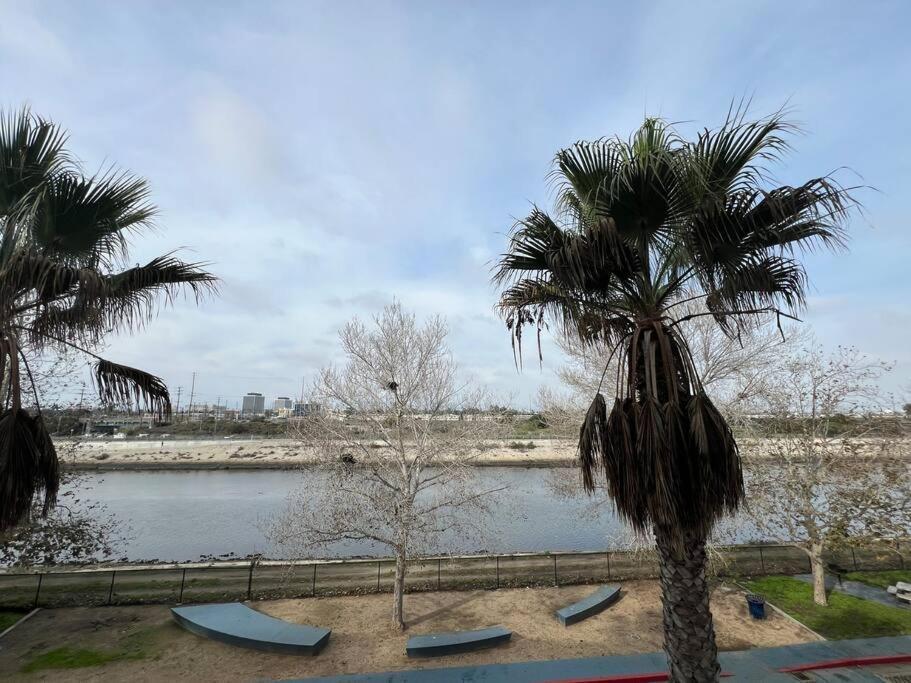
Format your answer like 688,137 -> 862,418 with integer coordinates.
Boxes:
0,542 -> 907,610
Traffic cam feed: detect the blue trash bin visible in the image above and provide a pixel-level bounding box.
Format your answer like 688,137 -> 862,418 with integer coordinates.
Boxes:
746,594 -> 766,619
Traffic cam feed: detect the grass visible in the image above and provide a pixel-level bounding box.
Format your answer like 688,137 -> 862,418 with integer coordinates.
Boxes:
510,416 -> 550,438
843,570 -> 911,590
0,610 -> 25,631
743,575 -> 911,639
20,625 -> 160,673
21,646 -> 144,673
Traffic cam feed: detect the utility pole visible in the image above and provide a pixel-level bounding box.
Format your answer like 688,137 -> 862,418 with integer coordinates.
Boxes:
175,386 -> 183,422
187,372 -> 196,424
214,396 -> 221,435
77,382 -> 87,435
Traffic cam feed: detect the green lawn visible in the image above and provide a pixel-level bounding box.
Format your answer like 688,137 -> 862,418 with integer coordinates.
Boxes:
843,570 -> 911,590
743,576 -> 911,640
0,610 -> 25,631
21,647 -> 144,673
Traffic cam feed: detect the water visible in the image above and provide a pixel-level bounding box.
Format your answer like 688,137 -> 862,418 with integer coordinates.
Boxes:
72,468 -> 760,562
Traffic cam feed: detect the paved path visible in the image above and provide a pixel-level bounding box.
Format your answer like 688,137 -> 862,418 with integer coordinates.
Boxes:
794,573 -> 911,611
287,635 -> 911,682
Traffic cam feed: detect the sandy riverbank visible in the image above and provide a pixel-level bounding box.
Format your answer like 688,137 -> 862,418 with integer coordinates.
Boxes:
58,438 -> 579,470
56,436 -> 911,471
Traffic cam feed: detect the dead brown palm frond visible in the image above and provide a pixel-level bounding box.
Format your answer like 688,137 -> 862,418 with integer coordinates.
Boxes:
94,360 -> 171,420
0,408 -> 58,531
577,319 -> 744,545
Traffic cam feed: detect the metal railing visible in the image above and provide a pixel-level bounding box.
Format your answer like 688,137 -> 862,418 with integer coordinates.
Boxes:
0,541 -> 906,610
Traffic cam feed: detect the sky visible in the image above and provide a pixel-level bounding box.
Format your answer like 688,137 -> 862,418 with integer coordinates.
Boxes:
1,0 -> 909,410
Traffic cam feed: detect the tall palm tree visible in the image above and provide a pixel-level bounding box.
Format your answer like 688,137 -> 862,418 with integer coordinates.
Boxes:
494,109 -> 855,681
0,108 -> 216,533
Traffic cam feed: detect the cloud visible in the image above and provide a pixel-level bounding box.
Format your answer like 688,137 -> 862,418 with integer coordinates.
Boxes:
0,1 -> 72,69
190,83 -> 285,186
4,0 -> 909,409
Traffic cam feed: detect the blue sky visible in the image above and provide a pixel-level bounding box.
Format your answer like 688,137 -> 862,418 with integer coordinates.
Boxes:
2,0 -> 909,408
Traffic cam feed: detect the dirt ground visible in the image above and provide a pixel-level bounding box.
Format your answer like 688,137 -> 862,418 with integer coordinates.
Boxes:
0,580 -> 816,682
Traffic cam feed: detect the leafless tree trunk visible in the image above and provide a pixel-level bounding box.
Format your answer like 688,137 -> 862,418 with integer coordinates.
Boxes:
392,546 -> 407,630
808,541 -> 827,606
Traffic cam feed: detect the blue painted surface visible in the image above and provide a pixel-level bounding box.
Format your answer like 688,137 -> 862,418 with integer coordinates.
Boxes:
555,584 -> 622,626
287,635 -> 911,682
171,602 -> 331,655
405,626 -> 511,658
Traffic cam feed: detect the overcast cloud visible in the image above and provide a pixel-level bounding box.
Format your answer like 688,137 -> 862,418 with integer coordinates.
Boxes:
2,0 -> 908,409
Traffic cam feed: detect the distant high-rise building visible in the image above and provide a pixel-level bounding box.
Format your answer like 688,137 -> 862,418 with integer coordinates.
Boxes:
242,392 -> 265,417
273,397 -> 293,411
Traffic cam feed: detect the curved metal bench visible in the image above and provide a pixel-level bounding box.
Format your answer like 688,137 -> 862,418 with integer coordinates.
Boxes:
171,602 -> 331,655
555,584 -> 621,626
406,625 -> 512,658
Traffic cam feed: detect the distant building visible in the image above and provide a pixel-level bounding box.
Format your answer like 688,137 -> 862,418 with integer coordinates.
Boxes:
187,403 -> 211,422
273,397 -> 293,411
293,401 -> 322,417
242,392 -> 265,417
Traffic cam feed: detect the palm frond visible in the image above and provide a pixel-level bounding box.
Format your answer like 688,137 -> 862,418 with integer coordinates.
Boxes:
7,250 -> 217,346
29,170 -> 155,266
0,107 -> 72,216
94,254 -> 218,328
0,408 -> 58,532
94,359 -> 171,419
578,322 -> 743,543
708,254 -> 808,314
684,106 -> 795,198
493,209 -> 565,284
0,106 -> 210,532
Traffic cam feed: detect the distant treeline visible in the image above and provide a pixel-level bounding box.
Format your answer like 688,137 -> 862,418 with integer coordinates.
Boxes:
44,409 -> 910,440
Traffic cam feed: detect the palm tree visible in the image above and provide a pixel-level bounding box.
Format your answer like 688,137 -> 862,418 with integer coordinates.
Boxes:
0,108 -> 216,533
494,109 -> 855,681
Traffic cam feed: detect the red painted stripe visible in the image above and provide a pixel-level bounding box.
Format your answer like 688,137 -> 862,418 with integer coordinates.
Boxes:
779,652 -> 911,673
543,671 -> 733,683
542,652 -> 911,683
541,675 -> 668,683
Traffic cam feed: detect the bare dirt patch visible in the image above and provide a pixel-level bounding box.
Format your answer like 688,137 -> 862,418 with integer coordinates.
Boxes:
0,581 -> 815,681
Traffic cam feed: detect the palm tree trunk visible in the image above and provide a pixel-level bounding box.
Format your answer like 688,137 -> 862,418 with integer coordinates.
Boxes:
653,524 -> 720,682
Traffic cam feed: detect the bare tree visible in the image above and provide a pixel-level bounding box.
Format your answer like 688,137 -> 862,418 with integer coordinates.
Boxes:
269,302 -> 506,630
744,343 -> 911,605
